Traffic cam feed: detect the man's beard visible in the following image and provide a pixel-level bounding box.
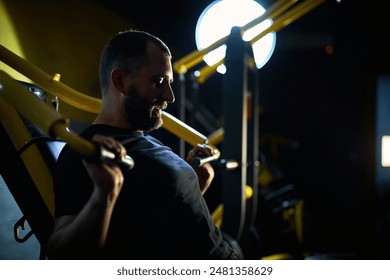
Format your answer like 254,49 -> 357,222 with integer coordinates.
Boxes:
123,86 -> 163,132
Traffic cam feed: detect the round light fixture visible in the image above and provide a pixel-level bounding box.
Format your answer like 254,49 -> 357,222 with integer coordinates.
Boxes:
195,0 -> 276,74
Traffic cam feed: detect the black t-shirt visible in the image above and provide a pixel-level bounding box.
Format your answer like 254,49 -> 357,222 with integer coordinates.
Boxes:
54,124 -> 238,259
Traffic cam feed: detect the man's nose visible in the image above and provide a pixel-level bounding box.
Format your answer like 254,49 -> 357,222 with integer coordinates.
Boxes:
163,84 -> 175,103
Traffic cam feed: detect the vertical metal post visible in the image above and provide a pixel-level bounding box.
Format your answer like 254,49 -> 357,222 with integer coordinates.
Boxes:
245,67 -> 259,233
189,72 -> 200,128
221,26 -> 254,240
178,73 -> 186,158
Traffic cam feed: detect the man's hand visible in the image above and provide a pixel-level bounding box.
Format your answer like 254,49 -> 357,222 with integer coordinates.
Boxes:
82,134 -> 126,203
186,143 -> 217,194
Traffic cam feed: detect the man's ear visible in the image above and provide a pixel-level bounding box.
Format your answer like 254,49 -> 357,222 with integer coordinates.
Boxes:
111,68 -> 127,93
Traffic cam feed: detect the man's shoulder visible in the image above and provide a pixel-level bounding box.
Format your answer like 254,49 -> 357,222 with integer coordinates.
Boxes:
78,124 -> 102,139
55,125 -> 94,160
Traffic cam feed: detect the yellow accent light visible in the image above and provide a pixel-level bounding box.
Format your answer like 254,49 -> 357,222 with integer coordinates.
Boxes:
161,111 -> 208,147
207,127 -> 224,146
211,204 -> 224,228
295,199 -> 304,244
211,185 -> 254,227
261,253 -> 293,260
0,0 -> 31,83
250,0 -> 326,45
196,59 -> 223,84
51,73 -> 61,82
245,185 -> 253,199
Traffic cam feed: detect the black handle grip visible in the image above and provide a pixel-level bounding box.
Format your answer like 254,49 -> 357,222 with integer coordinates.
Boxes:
191,152 -> 220,168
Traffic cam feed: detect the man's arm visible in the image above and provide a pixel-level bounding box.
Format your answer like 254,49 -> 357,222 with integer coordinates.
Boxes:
47,135 -> 126,259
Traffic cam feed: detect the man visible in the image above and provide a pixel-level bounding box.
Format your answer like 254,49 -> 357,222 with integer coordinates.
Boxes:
47,29 -> 240,259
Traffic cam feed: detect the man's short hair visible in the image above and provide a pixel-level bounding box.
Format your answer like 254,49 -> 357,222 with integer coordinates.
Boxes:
99,29 -> 171,95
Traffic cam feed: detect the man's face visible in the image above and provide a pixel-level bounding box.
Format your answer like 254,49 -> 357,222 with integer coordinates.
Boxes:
122,43 -> 174,132
122,85 -> 164,132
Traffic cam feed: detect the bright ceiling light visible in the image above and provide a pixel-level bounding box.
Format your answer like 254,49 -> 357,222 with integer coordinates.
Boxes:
195,0 -> 276,73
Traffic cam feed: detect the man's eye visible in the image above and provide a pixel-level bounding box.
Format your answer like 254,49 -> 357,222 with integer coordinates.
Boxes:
153,78 -> 164,87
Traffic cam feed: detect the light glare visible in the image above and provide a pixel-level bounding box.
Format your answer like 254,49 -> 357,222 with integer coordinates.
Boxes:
195,0 -> 276,72
382,135 -> 390,167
